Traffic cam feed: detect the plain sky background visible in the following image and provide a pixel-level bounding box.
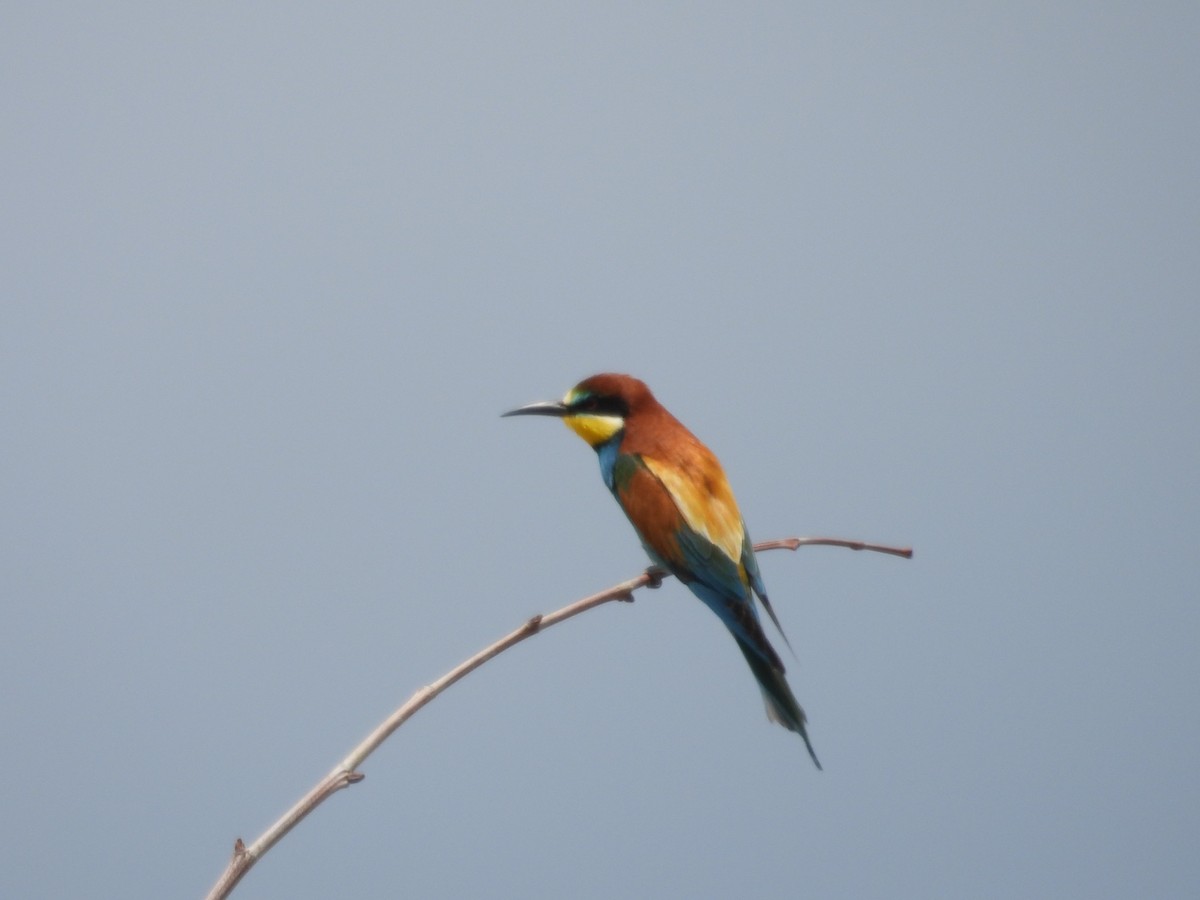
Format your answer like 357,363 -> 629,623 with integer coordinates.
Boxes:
3,4 -> 1197,898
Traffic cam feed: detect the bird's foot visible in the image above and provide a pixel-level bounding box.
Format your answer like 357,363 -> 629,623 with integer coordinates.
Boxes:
643,566 -> 667,589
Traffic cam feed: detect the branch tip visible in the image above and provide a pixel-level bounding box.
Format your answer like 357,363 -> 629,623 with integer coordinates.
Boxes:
346,772 -> 365,784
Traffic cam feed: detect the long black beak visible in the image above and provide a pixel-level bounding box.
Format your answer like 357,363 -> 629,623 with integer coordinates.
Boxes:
501,400 -> 570,418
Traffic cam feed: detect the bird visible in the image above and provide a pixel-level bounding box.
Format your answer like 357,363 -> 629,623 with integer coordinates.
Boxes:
503,373 -> 821,768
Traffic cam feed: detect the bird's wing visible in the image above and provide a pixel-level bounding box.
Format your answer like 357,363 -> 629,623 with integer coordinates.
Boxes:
641,454 -> 793,647
613,453 -> 784,671
640,455 -> 743,563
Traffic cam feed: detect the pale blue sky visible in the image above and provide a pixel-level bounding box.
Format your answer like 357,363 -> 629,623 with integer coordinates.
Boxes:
2,4 -> 1197,898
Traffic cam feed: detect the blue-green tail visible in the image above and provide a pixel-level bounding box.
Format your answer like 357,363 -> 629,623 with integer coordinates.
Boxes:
734,636 -> 822,770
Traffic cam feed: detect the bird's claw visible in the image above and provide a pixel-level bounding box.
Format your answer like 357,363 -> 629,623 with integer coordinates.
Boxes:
644,566 -> 667,589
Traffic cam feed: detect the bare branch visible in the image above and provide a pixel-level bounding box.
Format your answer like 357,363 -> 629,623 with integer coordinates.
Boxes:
204,534 -> 910,899
758,536 -> 914,559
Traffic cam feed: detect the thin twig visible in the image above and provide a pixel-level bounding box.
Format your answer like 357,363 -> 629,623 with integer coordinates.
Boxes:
759,536 -> 914,559
204,535 -> 911,899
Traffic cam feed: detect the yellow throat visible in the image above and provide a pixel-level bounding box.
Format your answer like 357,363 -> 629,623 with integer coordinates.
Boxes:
562,412 -> 624,447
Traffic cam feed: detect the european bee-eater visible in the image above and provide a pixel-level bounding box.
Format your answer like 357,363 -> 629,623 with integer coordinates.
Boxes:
504,373 -> 820,768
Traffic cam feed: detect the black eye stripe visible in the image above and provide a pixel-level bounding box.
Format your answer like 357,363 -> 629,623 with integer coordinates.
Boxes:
571,394 -> 628,417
